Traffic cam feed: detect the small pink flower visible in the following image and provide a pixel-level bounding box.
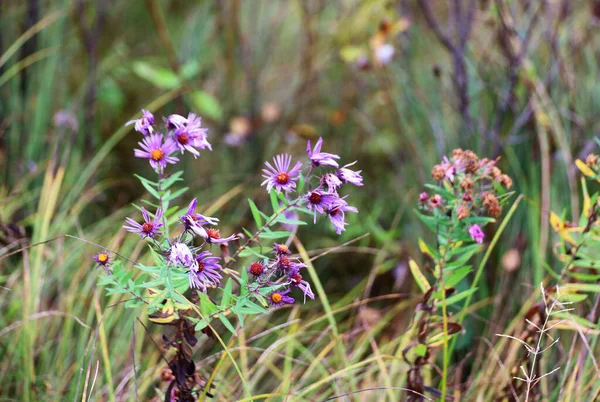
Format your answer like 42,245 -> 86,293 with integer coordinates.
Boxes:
469,224 -> 485,244
419,192 -> 429,203
430,194 -> 442,208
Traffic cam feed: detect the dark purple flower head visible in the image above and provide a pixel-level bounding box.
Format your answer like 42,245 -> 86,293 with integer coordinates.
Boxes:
469,224 -> 485,244
289,268 -> 315,301
134,133 -> 179,171
305,190 -> 338,223
419,192 -> 429,204
306,137 -> 340,168
337,161 -> 363,187
180,198 -> 219,237
189,251 -> 222,292
326,198 -> 358,235
123,207 -> 163,239
126,109 -> 155,135
261,154 -> 303,194
321,173 -> 342,194
269,289 -> 294,307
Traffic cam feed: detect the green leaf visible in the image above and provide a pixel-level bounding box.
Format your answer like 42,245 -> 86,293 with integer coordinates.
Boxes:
443,265 -> 471,288
258,231 -> 291,240
189,90 -> 223,121
218,313 -> 237,334
132,61 -> 181,89
434,288 -> 478,307
162,171 -> 184,190
248,199 -> 263,229
221,279 -> 233,307
414,344 -> 428,357
563,283 -> 600,293
163,187 -> 188,202
270,189 -> 280,213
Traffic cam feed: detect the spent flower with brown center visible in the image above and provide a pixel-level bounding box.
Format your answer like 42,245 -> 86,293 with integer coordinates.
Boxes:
432,164 -> 445,180
497,174 -> 513,189
586,153 -> 598,168
457,205 -> 470,220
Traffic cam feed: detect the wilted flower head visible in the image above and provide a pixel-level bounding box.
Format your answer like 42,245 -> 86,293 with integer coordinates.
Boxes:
189,251 -> 222,291
181,198 -> 219,237
305,190 -> 339,223
134,133 -> 179,171
289,268 -> 315,301
321,173 -> 342,194
126,109 -> 155,135
204,228 -> 238,245
326,198 -> 358,235
261,154 -> 303,194
469,224 -> 485,244
277,255 -> 306,273
269,289 -> 294,307
165,113 -> 203,131
169,243 -> 196,268
123,207 -> 163,239
337,161 -> 363,186
306,137 -> 340,168
248,262 -> 265,277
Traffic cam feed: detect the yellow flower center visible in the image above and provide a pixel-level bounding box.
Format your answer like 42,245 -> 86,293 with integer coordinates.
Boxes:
150,149 -> 164,161
271,293 -> 283,303
97,253 -> 108,263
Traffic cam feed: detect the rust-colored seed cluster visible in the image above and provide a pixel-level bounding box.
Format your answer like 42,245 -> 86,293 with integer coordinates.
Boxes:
586,153 -> 598,168
483,192 -> 502,218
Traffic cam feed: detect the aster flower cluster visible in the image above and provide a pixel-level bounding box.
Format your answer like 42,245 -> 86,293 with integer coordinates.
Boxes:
261,137 -> 363,235
418,148 -> 513,244
94,111 -> 364,400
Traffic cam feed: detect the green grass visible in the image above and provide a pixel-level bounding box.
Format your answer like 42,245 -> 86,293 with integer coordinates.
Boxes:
1,0 -> 600,400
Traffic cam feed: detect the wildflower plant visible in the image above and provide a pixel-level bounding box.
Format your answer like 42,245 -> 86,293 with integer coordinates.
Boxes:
95,110 -> 362,400
405,149 -> 514,401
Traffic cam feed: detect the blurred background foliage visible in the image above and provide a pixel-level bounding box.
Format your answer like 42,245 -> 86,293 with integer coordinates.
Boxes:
1,0 -> 600,400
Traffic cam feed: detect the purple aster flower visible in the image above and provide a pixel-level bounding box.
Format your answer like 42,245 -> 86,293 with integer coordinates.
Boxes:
204,228 -> 238,245
337,161 -> 363,187
326,198 -> 358,235
180,198 -> 219,237
126,109 -> 155,135
173,128 -> 201,158
261,154 -> 303,194
189,251 -> 222,292
94,251 -> 111,267
321,173 -> 342,194
269,289 -> 295,307
134,133 -> 179,171
468,224 -> 485,244
305,190 -> 338,223
306,137 -> 340,168
169,243 -> 196,268
123,207 -> 163,238
440,156 -> 456,182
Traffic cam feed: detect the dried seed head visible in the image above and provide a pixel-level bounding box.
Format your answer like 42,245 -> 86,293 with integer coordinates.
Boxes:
457,205 -> 470,220
160,367 -> 175,382
497,174 -> 513,189
460,177 -> 474,191
451,148 -> 464,161
432,164 -> 445,180
490,166 -> 502,178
